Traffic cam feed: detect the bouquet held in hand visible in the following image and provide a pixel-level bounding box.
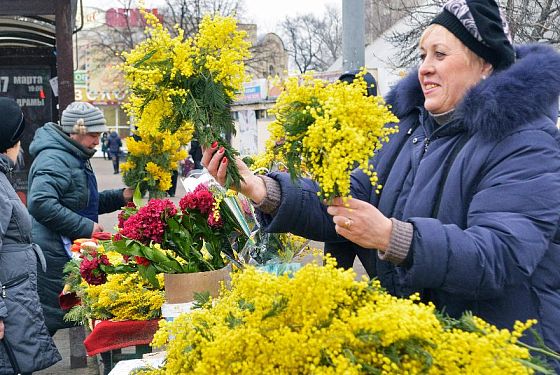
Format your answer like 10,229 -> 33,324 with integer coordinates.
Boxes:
121,11 -> 251,195
265,71 -> 399,201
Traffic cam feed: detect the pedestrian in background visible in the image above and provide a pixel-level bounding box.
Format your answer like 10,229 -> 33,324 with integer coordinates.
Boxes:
100,131 -> 109,160
190,138 -> 203,170
181,156 -> 195,177
107,129 -> 122,174
27,101 -> 133,335
167,166 -> 179,198
0,97 -> 61,372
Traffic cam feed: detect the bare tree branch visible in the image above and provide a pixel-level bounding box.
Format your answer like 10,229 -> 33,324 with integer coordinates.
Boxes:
80,0 -> 247,90
162,0 -> 244,37
280,6 -> 342,73
382,0 -> 560,68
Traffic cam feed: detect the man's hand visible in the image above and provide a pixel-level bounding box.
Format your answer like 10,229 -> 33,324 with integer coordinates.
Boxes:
0,320 -> 5,339
91,222 -> 104,237
123,187 -> 134,202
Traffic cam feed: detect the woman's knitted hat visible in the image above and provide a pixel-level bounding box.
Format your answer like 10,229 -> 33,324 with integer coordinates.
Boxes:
0,97 -> 25,152
431,0 -> 515,70
61,101 -> 108,134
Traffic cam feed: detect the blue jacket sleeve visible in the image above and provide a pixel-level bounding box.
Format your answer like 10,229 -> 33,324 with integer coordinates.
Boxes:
257,169 -> 374,241
98,189 -> 125,215
402,129 -> 560,299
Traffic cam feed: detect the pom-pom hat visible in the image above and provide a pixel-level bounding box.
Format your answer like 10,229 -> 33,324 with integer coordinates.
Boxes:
61,101 -> 108,134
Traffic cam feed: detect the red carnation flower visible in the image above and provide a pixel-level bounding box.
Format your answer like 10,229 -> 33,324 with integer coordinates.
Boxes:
117,201 -> 138,229
117,211 -> 127,229
179,184 -> 215,214
134,256 -> 151,267
118,199 -> 177,244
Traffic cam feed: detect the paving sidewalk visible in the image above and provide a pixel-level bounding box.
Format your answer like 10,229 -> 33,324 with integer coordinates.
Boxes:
36,329 -> 99,375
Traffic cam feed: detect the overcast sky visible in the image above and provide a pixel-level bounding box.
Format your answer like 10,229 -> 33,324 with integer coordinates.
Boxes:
243,0 -> 339,34
84,0 -> 339,35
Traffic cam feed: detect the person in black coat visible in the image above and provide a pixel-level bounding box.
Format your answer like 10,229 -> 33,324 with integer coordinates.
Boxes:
106,130 -> 122,174
189,139 -> 203,170
100,131 -> 109,160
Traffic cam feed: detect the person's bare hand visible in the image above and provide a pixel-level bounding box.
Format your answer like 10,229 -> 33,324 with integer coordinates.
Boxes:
122,187 -> 134,202
326,197 -> 392,251
0,320 -> 4,339
91,222 -> 104,237
201,142 -> 266,202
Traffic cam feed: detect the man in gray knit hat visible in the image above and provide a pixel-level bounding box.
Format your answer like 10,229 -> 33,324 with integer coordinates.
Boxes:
60,101 -> 108,133
27,101 -> 134,334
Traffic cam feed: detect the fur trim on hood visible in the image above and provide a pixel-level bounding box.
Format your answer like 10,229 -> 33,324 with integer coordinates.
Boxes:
385,44 -> 560,138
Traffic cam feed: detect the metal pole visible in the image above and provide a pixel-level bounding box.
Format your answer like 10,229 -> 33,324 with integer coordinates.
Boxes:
342,0 -> 365,71
55,0 -> 75,116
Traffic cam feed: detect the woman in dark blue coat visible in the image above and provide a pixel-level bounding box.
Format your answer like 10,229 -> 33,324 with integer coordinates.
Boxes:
203,0 -> 560,368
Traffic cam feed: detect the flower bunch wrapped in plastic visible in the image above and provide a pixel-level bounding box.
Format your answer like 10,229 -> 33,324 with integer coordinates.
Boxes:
107,182 -> 251,288
120,10 -> 251,195
264,71 -> 399,201
62,240 -> 165,325
237,231 -> 313,276
139,256 -> 555,374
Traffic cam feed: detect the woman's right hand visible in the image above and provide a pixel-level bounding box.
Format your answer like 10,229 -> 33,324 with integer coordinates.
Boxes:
201,142 -> 267,203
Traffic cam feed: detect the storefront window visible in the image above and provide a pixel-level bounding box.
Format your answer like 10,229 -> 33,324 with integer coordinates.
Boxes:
99,105 -> 130,138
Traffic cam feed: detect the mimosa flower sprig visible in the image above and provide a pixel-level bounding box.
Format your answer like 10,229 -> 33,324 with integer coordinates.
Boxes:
264,71 -> 399,202
140,257 -> 552,374
62,242 -> 165,325
121,10 -> 251,193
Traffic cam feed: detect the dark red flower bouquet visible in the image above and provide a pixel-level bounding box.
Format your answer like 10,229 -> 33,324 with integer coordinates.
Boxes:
79,249 -> 111,285
106,183 -> 252,287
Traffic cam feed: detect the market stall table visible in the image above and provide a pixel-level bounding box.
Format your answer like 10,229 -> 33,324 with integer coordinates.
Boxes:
83,319 -> 160,374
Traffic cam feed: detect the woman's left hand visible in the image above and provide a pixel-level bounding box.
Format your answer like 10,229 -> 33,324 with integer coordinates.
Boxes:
327,197 -> 393,251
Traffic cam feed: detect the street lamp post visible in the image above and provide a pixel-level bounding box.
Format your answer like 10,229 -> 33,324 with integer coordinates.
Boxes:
342,0 -> 365,71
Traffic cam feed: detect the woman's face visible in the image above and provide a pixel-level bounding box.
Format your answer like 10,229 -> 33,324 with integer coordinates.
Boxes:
71,132 -> 101,150
418,25 -> 491,114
